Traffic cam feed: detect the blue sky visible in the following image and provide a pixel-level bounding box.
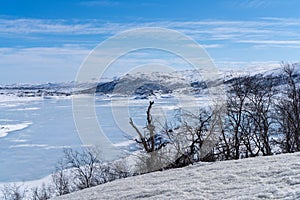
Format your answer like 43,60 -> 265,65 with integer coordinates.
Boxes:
1,0 -> 300,83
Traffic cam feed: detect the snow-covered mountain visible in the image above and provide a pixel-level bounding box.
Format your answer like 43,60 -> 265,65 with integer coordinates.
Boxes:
1,63 -> 300,98
53,152 -> 300,200
93,63 -> 300,97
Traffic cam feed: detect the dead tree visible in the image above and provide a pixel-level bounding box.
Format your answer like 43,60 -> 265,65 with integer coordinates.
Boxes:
130,101 -> 172,172
130,101 -> 168,153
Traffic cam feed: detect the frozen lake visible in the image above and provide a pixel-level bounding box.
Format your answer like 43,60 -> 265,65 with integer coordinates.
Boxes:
0,95 -> 204,182
0,97 -> 81,182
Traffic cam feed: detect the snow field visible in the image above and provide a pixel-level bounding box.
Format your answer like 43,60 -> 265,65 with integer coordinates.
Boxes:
53,152 -> 300,200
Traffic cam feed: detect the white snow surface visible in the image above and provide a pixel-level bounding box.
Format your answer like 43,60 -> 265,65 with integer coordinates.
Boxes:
53,152 -> 300,200
0,122 -> 31,138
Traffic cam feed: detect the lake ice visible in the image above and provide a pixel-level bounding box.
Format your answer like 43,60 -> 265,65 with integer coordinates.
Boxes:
0,95 -> 202,182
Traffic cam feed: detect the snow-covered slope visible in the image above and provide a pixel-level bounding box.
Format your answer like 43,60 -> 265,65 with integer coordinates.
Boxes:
94,63 -> 300,96
53,152 -> 300,200
2,63 -> 300,98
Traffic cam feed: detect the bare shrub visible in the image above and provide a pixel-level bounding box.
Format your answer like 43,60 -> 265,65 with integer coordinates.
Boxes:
1,183 -> 26,200
110,160 -> 132,179
31,183 -> 52,200
62,148 -> 103,190
52,160 -> 71,196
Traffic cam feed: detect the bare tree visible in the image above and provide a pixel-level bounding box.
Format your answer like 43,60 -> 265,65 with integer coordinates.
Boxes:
130,101 -> 172,173
130,101 -> 169,153
177,108 -> 216,162
63,148 -> 103,190
217,75 -> 275,159
130,101 -> 224,172
244,77 -> 275,156
52,159 -> 71,196
275,63 -> 300,152
220,76 -> 251,160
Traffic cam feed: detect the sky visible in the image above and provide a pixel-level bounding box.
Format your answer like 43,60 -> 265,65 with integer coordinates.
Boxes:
1,0 -> 300,84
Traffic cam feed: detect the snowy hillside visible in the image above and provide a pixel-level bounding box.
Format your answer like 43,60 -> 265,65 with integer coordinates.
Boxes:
2,63 -> 300,98
91,63 -> 300,97
53,152 -> 300,200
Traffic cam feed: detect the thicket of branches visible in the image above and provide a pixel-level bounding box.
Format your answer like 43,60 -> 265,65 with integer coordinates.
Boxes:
130,63 -> 300,171
215,63 -> 300,160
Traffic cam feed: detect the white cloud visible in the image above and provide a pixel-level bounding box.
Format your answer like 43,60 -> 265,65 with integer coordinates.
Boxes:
0,19 -> 129,35
238,40 -> 300,45
233,0 -> 270,8
0,17 -> 299,83
0,47 -> 90,65
201,44 -> 223,49
1,17 -> 299,40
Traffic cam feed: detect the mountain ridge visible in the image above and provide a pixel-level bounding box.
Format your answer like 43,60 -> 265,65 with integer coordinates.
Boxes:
1,63 -> 300,98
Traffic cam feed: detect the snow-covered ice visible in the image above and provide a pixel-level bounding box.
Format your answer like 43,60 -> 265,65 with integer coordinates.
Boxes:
10,107 -> 40,111
0,122 -> 31,138
53,152 -> 300,200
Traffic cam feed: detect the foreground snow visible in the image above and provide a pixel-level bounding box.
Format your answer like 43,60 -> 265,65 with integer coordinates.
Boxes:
53,152 -> 300,200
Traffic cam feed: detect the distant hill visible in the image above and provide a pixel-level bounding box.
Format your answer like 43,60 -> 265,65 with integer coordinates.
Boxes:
1,63 -> 300,98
